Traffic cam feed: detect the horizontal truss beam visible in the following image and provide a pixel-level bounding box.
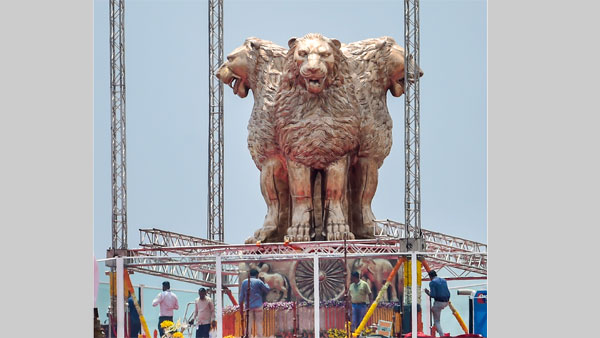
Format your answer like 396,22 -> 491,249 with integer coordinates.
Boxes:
139,228 -> 223,248
121,224 -> 486,285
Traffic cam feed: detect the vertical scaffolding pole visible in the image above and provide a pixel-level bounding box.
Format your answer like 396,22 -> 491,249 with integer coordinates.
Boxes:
116,257 -> 125,338
411,253 -> 418,338
109,1 -> 128,331
110,0 -> 128,252
404,0 -> 422,240
207,0 -> 225,242
314,254 -> 320,337
216,254 -> 223,338
404,0 -> 424,330
403,255 -> 422,337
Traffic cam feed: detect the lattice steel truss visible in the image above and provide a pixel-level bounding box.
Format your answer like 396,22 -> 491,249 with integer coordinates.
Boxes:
132,238 -> 409,260
375,220 -> 487,253
207,0 -> 225,242
124,224 -> 486,286
376,220 -> 486,277
404,0 -> 422,240
110,0 -> 128,252
128,257 -> 240,288
139,228 -> 223,248
130,229 -> 238,287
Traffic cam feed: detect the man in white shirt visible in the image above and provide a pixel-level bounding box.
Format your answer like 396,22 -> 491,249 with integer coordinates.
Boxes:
189,288 -> 215,338
152,281 -> 179,337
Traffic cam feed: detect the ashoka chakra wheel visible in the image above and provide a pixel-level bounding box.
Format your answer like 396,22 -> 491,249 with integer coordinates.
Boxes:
292,259 -> 346,302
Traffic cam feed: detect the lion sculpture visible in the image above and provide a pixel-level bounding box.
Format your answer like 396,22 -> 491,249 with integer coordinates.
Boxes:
217,34 -> 423,243
342,36 -> 424,238
216,38 -> 291,243
274,33 -> 361,241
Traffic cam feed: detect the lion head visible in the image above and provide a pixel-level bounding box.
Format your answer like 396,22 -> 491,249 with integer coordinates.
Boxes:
284,33 -> 344,94
384,39 -> 424,97
216,37 -> 286,98
342,36 -> 424,97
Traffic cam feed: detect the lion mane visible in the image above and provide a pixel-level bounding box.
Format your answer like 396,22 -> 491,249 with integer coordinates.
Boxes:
274,33 -> 361,170
242,38 -> 288,170
342,36 -> 400,167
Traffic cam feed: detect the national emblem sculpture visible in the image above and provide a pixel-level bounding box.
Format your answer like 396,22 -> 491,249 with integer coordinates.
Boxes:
216,34 -> 423,243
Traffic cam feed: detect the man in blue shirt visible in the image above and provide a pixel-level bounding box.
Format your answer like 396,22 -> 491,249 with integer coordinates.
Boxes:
239,268 -> 271,338
424,270 -> 450,336
127,292 -> 141,338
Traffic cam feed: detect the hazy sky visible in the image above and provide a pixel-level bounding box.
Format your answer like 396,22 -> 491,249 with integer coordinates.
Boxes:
94,0 -> 486,273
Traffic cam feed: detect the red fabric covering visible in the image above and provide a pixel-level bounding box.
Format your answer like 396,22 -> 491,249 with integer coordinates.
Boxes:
222,313 -> 236,336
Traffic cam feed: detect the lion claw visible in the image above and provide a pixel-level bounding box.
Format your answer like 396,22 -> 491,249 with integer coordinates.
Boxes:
325,221 -> 354,241
287,222 -> 311,242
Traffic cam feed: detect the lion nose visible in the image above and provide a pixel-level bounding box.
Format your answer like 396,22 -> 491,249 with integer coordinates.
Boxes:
304,57 -> 323,75
215,64 -> 225,80
304,67 -> 320,76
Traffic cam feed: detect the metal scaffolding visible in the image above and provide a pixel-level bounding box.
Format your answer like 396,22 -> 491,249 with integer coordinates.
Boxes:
110,0 -> 128,252
404,0 -> 422,241
207,0 -> 225,242
139,228 -> 223,248
108,1 -> 128,335
125,224 -> 486,286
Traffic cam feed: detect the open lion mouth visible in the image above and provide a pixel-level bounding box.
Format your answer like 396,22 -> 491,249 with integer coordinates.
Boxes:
390,78 -> 405,97
390,68 -> 423,97
217,66 -> 248,98
304,77 -> 325,93
228,74 -> 248,98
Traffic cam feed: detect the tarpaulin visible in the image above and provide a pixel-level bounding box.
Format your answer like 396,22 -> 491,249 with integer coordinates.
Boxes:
473,290 -> 487,337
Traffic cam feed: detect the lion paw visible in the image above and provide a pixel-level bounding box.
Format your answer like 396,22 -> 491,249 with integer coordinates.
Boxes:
289,201 -> 312,242
244,235 -> 258,244
287,223 -> 311,242
246,219 -> 279,244
244,225 -> 272,244
325,222 -> 354,241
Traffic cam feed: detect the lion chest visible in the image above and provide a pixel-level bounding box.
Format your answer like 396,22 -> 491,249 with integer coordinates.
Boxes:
277,100 -> 360,169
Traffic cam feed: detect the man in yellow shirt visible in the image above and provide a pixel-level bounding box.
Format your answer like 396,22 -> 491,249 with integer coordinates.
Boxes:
349,271 -> 372,331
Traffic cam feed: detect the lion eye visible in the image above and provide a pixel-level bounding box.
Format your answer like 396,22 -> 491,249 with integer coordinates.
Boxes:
298,50 -> 308,57
227,55 -> 234,62
321,52 -> 331,57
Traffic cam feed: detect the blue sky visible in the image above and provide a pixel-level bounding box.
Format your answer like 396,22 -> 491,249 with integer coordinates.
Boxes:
94,0 -> 486,281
